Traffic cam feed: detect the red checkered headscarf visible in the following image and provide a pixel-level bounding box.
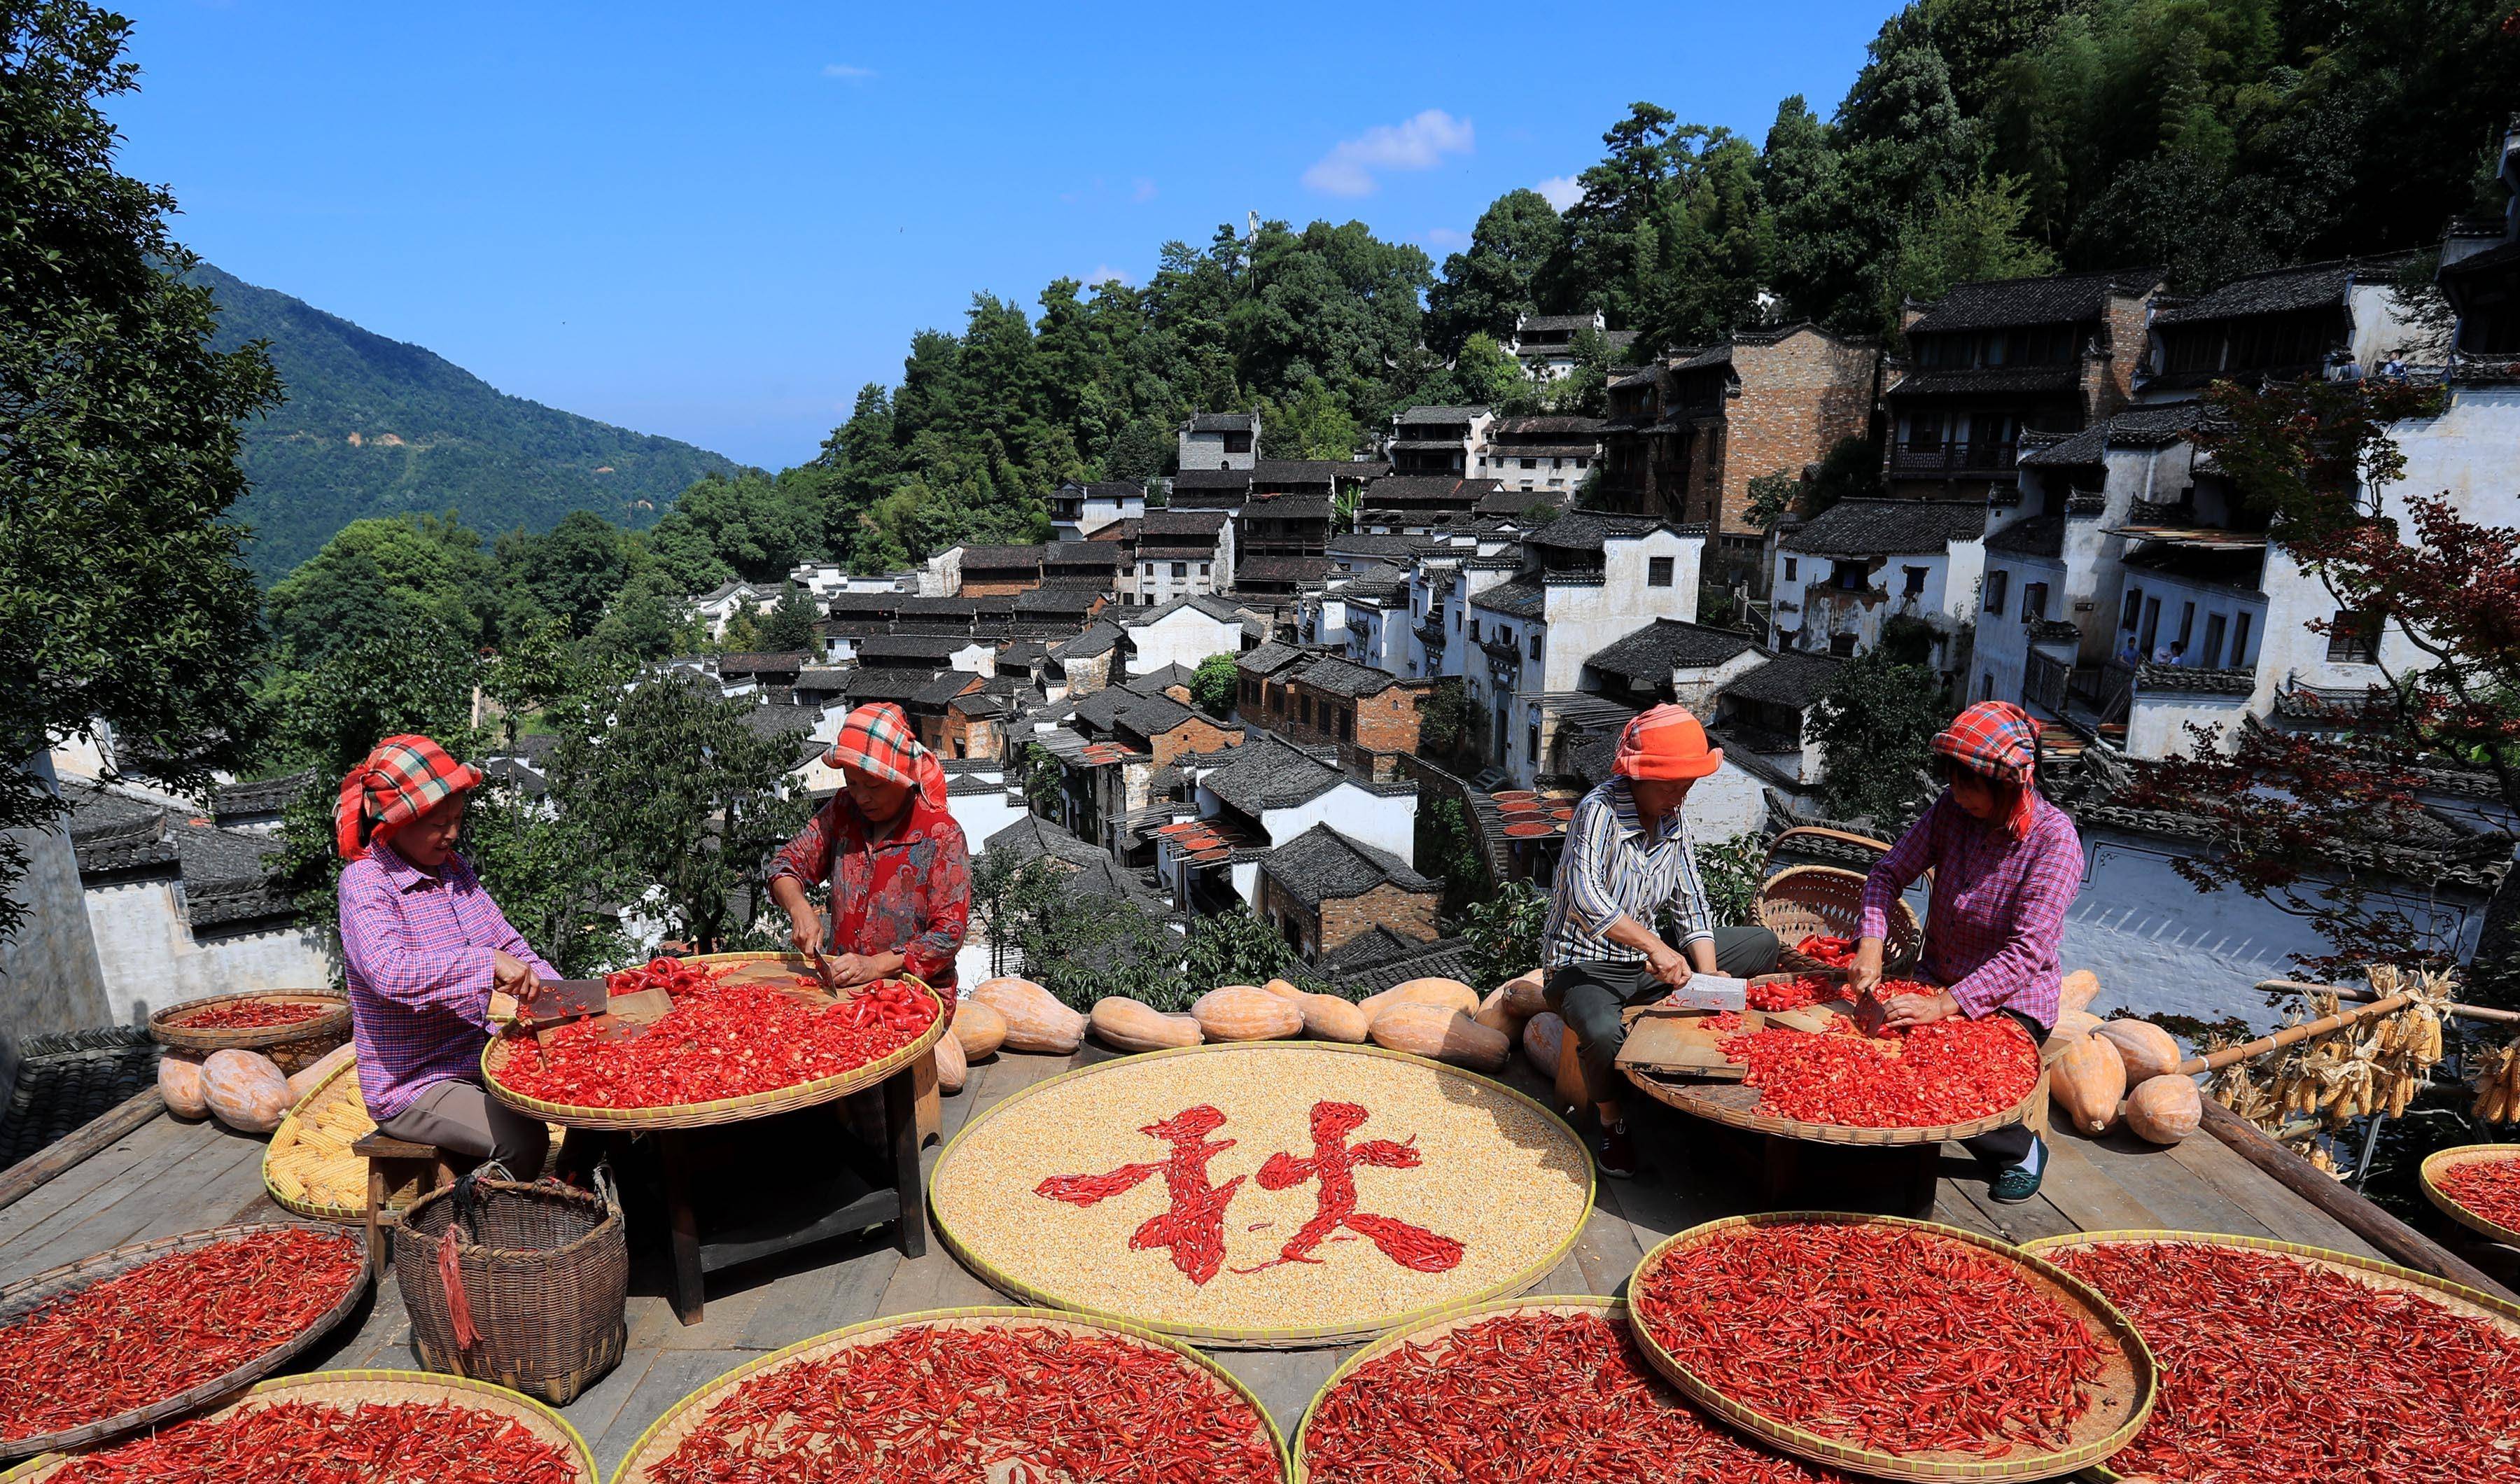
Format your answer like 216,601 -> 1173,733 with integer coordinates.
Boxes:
1932,701 -> 2043,837
334,734 -> 482,861
825,704 -> 946,811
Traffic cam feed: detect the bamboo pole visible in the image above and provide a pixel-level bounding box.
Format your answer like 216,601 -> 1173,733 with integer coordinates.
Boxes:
2258,977 -> 2520,1027
2174,994 -> 2411,1077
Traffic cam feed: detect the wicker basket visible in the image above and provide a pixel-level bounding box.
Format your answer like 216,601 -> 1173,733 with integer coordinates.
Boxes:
391,1167 -> 626,1406
148,990 -> 351,1074
1759,864 -> 1924,973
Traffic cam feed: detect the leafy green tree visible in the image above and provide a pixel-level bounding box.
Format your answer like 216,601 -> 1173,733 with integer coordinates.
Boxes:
1256,377 -> 1361,461
1016,886 -> 1186,1011
1190,654 -> 1238,719
1460,878 -> 1549,989
756,583 -> 821,652
455,779 -> 629,978
494,510 -> 638,640
1417,679 -> 1470,760
1450,333 -> 1527,411
1880,174 -> 2059,329
1,0 -> 288,944
1426,188 -> 1567,354
657,467 -> 831,584
969,852 -> 1060,979
1746,469 -> 1801,529
263,513 -> 498,659
1806,645 -> 1950,828
1182,908 -> 1297,994
1414,798 -> 1489,916
1692,832 -> 1768,927
589,568 -> 704,659
1807,435 -> 1884,514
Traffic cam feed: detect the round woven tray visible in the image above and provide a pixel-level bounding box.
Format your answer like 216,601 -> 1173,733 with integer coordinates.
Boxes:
2418,1142 -> 2520,1248
1627,1212 -> 2156,1483
2019,1228 -> 2520,1483
0,1223 -> 370,1461
261,1057 -> 372,1223
148,990 -> 351,1074
608,1306 -> 1290,1484
1622,1014 -> 2051,1147
930,1042 -> 1595,1348
480,969 -> 944,1130
0,1370 -> 596,1483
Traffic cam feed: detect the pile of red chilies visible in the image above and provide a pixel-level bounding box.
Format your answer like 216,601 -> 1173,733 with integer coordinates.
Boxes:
650,1322 -> 1281,1483
498,976 -> 935,1108
1795,934 -> 1856,967
2435,1154 -> 2520,1231
1745,974 -> 1840,1013
603,955 -> 726,997
1304,1310 -> 1855,1483
0,1227 -> 365,1445
43,1399 -> 583,1483
1633,1223 -> 2112,1458
1722,1000 -> 2039,1127
173,1000 -> 323,1030
2051,1240 -> 2520,1482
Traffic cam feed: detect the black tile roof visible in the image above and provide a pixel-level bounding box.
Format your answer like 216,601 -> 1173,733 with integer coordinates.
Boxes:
1142,510 -> 1230,538
64,779 -> 295,929
1200,736 -> 1352,815
739,703 -> 818,744
1231,556 -> 1336,587
1118,693 -> 1210,740
1260,822 -> 1436,908
1719,650 -> 1844,710
1985,514 -> 2067,559
1292,656 -> 1400,698
819,592 -> 904,616
1172,468 -> 1256,491
1905,269 -> 2160,333
1124,662 -> 1198,695
1586,620 -> 1757,686
1236,641 -> 1310,676
1468,577 -> 1546,617
855,634 -> 975,664
960,544 -> 1045,568
1184,411 -> 1259,432
1394,405 -> 1490,424
1014,587 -> 1102,614
1525,510 -> 1669,551
842,668 -> 941,704
985,814 -> 1112,869
717,651 -> 810,676
1319,928 -> 1481,995
1476,486 -> 1564,517
1053,621 -> 1128,659
897,596 -> 981,619
1327,533 -> 1432,559
2152,255 -> 2412,325
1252,459 -> 1383,484
1044,542 -> 1124,569
1778,499 -> 1987,556
1490,415 -> 1604,437
2136,663 -> 2257,695
917,671 -> 983,706
213,770 -> 313,818
1243,494 -> 1332,520
1059,479 -> 1146,500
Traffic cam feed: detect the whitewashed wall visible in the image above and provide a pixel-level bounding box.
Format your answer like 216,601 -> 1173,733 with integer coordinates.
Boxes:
82,879 -> 334,1026
1125,609 -> 1242,674
1260,783 -> 1417,864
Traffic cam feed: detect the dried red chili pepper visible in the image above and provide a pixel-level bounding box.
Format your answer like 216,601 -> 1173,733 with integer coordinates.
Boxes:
1305,1309 -> 1856,1483
2051,1240 -> 2520,1483
2435,1152 -> 2520,1231
1721,1006 -> 2038,1127
0,1227 -> 365,1446
1632,1221 -> 2113,1459
649,1321 -> 1280,1483
497,972 -> 934,1109
171,1000 -> 323,1030
43,1399 -> 582,1483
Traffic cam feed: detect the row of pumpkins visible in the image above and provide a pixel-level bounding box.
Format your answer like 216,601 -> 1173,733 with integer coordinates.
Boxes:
932,974 -> 1552,1091
2047,970 -> 2204,1145
155,1042 -> 355,1134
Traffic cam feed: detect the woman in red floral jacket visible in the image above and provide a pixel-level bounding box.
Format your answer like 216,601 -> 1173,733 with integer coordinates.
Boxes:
768,704 -> 970,993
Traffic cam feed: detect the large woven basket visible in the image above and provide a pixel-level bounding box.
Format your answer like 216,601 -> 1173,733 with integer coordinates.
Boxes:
391,1168 -> 626,1406
0,1223 -> 369,1462
2418,1143 -> 2520,1248
0,1371 -> 596,1483
148,989 -> 351,1074
1760,863 -> 1924,972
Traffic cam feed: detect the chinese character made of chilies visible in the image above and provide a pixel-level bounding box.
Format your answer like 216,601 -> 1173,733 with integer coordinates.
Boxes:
1035,1104 -> 1245,1284
1239,1099 -> 1464,1275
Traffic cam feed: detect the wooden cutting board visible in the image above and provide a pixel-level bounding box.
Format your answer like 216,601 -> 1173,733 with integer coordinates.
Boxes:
1615,997 -> 1872,1081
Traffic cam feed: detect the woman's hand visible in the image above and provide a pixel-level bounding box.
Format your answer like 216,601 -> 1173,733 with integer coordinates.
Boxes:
1883,988 -> 1960,1030
491,949 -> 541,1002
827,952 -> 902,988
1847,937 -> 1886,1001
786,904 -> 823,959
1645,944 -> 1693,989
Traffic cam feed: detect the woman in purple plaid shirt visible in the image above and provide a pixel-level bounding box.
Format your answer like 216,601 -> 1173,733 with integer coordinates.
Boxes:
1848,701 -> 2083,1204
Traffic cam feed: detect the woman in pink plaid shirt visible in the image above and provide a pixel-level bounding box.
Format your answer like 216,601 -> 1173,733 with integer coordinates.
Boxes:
1848,701 -> 2083,1203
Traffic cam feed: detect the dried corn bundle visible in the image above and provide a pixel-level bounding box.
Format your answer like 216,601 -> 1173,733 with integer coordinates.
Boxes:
2213,967 -> 2456,1169
2472,1041 -> 2520,1126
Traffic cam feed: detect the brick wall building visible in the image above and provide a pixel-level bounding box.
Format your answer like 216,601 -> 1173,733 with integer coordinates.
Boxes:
1255,822 -> 1441,961
1280,656 -> 1432,754
956,545 -> 1046,597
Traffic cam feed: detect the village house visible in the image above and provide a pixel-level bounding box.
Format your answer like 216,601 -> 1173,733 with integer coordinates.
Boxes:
1154,734 -> 1419,916
1042,541 -> 1126,593
787,561 -> 916,599
1267,654 -> 1435,760
1232,641 -> 1315,726
1768,500 -> 1987,674
687,579 -> 778,640
1116,509 -> 1235,603
1177,410 -> 1260,471
1883,269 -> 2162,503
1043,620 -> 1128,699
1327,564 -> 1415,676
951,545 -> 1044,596
1051,479 -> 1147,540
1352,474 -> 1507,533
2136,255 -> 2426,403
1387,405 -> 1494,476
1116,594 -> 1246,675
1478,416 -> 1602,498
1255,822 -> 1441,962
1506,311 -> 1638,379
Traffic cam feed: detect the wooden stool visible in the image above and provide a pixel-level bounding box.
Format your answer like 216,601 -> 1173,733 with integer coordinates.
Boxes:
351,1133 -> 455,1274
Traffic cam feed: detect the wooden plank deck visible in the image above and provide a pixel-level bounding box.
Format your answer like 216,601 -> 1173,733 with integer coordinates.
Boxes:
0,1042 -> 2473,1478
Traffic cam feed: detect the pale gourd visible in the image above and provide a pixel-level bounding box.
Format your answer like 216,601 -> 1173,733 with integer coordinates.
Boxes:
2051,1035 -> 2127,1135
2059,969 -> 2101,1016
1522,1011 -> 1567,1077
2096,1019 -> 2184,1086
2124,1074 -> 2203,1145
1191,986 -> 1303,1042
933,1029 -> 969,1094
1473,985 -> 1530,1039
1497,969 -> 1548,1018
2050,1009 -> 2104,1045
970,978 -> 1086,1055
1370,1002 -> 1511,1072
200,1049 -> 291,1134
1092,997 -> 1205,1052
1357,977 -> 1480,1020
951,999 -> 1009,1060
1298,993 -> 1373,1044
285,1043 -> 357,1104
1260,979 -> 1306,1002
158,1052 -> 209,1120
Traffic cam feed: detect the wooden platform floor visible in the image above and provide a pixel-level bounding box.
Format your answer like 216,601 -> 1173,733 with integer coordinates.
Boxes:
1,1042 -> 2491,1477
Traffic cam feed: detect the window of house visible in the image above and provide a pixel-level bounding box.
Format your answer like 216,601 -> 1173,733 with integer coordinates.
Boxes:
1830,634 -> 1858,657
1574,457 -> 1588,469
1529,631 -> 1543,659
1521,457 -> 1537,469
1648,557 -> 1675,587
1783,557 -> 1798,582
1903,566 -> 1927,595
1981,673 -> 1995,700
1452,610 -> 1460,630
2176,602 -> 2196,649
2231,612 -> 2253,668
1223,432 -> 1252,453
1200,562 -> 1211,576
1984,569 -> 2008,615
2140,596 -> 2162,652
1338,708 -> 1352,741
2022,582 -> 2049,622
1527,722 -> 1539,764
2328,609 -> 2382,663
1301,694 -> 1315,725
2121,587 -> 2143,631
2201,613 -> 2227,668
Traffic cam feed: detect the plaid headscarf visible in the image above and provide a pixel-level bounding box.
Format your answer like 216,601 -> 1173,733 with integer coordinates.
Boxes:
334,734 -> 482,861
1932,701 -> 2043,837
825,703 -> 946,810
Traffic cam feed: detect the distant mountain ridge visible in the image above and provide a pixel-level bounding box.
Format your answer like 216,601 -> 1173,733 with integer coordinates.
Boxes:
190,263 -> 738,580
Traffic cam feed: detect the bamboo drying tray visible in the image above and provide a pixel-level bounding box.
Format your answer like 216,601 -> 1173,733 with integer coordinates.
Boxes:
260,1057 -> 379,1222
2418,1142 -> 2520,1248
1627,1212 -> 2156,1483
0,1224 -> 370,1462
2020,1228 -> 2520,1483
480,965 -> 944,1130
0,1370 -> 596,1483
148,989 -> 350,1074
929,1042 -> 1595,1348
608,1306 -> 1289,1484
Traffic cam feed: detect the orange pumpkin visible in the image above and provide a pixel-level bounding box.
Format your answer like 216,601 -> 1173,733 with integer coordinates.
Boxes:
2050,1035 -> 2126,1135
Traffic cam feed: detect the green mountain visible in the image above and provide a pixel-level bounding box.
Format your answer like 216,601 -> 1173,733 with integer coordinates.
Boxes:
190,263 -> 738,580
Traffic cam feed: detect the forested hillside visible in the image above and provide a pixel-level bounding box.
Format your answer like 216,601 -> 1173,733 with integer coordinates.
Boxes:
191,263 -> 737,580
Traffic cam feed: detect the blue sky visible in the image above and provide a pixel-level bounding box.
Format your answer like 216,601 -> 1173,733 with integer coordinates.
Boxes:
111,2 -> 1887,469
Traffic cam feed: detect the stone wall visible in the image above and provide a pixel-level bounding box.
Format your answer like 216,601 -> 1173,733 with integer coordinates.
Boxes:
0,757 -> 111,1036
1718,330 -> 1879,535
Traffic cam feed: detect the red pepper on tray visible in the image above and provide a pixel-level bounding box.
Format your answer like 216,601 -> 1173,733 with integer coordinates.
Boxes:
170,1000 -> 323,1030
41,1399 -> 583,1483
1720,995 -> 2038,1127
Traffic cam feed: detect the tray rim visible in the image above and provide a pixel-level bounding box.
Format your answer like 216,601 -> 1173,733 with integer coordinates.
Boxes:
147,988 -> 350,1054
2417,1142 -> 2520,1249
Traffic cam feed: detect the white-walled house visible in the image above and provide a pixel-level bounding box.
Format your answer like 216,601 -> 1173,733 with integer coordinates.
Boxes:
1051,479 -> 1147,540
1156,736 -> 1420,914
1179,411 -> 1259,472
687,580 -> 778,640
1387,406 -> 1495,477
1118,596 -> 1245,676
1769,500 -> 1987,675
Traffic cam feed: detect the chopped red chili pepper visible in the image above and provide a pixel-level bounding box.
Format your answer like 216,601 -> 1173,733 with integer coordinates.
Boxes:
1795,934 -> 1856,967
1746,974 -> 1839,1012
1632,1221 -> 2113,1459
0,1227 -> 365,1446
648,1321 -> 1280,1482
2050,1240 -> 2520,1482
1721,1001 -> 2038,1127
1304,1309 -> 1856,1483
2435,1152 -> 2520,1231
42,1399 -> 582,1483
171,1000 -> 323,1030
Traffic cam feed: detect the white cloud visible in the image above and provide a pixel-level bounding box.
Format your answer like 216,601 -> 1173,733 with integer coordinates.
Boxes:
1535,175 -> 1583,211
1301,109 -> 1474,197
821,63 -> 875,80
1423,227 -> 1472,251
1085,265 -> 1133,287
1131,177 -> 1158,203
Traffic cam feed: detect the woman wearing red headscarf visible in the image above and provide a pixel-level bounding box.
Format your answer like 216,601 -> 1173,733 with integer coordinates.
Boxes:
769,704 -> 971,993
335,735 -> 556,1172
1849,701 -> 2085,1202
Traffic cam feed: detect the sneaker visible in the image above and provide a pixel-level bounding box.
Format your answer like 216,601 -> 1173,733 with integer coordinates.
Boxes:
1595,1121 -> 1637,1180
1986,1135 -> 2047,1203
